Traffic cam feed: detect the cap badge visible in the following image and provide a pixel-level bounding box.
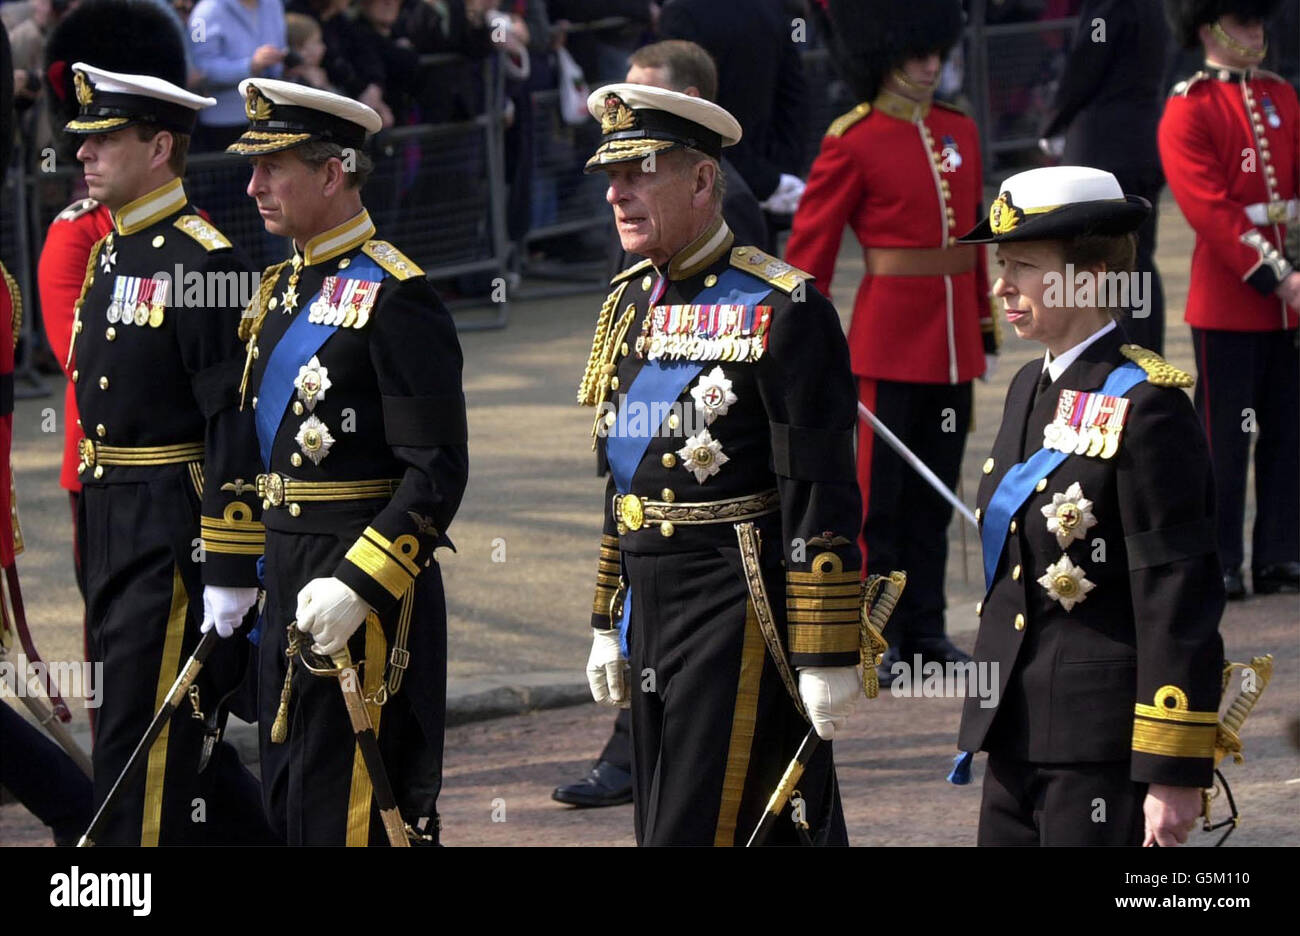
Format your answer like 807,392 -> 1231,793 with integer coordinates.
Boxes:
244,86 -> 274,122
75,71 -> 94,107
600,94 -> 637,134
989,191 -> 1025,235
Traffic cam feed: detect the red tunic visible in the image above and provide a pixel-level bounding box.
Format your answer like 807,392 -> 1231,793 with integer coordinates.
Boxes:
38,198 -> 114,493
1158,66 -> 1299,332
786,94 -> 993,385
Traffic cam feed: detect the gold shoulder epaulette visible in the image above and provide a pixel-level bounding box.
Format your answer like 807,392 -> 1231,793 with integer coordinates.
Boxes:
610,257 -> 653,285
55,197 -> 100,222
730,245 -> 811,294
363,240 -> 423,279
238,259 -> 291,342
1170,71 -> 1208,97
826,102 -> 871,138
173,214 -> 232,251
1121,344 -> 1193,387
933,98 -> 969,116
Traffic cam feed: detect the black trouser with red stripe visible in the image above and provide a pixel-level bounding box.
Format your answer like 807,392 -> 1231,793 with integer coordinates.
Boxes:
856,379 -> 973,649
624,542 -> 846,846
1190,328 -> 1300,576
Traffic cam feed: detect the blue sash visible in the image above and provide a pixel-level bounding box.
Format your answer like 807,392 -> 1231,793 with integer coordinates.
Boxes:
980,362 -> 1146,592
606,266 -> 774,652
604,267 -> 773,493
254,255 -> 385,467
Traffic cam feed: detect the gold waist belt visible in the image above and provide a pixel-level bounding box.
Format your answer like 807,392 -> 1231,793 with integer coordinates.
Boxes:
256,472 -> 401,510
77,439 -> 204,474
613,488 -> 780,534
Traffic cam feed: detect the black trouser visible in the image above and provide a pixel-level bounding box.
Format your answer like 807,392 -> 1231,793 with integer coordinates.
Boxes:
1191,327 -> 1300,575
978,754 -> 1147,845
257,526 -> 447,845
857,378 -> 973,649
1112,166 -> 1166,354
78,471 -> 272,845
624,543 -> 846,846
599,709 -> 632,772
0,701 -> 93,845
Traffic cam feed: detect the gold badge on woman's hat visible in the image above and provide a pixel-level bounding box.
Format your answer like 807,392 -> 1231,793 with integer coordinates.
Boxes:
989,191 -> 1024,235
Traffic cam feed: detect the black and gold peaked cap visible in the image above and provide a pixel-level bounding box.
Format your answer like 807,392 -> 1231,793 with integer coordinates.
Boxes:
227,77 -> 383,156
584,82 -> 742,173
64,62 -> 215,135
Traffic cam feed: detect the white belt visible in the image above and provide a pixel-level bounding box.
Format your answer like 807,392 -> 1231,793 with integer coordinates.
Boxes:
1245,198 -> 1299,225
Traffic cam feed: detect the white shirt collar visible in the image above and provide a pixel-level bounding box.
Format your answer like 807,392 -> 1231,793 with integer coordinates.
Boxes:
1042,320 -> 1116,383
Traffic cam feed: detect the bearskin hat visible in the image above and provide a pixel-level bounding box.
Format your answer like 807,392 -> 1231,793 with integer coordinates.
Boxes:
827,0 -> 965,102
1164,0 -> 1282,49
44,0 -> 188,130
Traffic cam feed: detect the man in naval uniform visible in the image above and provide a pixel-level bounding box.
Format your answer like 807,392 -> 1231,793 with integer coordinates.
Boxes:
63,63 -> 271,844
578,83 -> 869,845
224,79 -> 468,845
954,166 -> 1226,846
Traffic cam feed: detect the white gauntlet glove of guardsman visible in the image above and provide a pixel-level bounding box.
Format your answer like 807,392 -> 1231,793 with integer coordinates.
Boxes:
587,628 -> 629,708
797,666 -> 862,740
201,586 -> 260,638
295,577 -> 371,657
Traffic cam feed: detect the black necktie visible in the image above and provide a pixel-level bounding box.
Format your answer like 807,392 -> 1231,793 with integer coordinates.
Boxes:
1032,369 -> 1053,407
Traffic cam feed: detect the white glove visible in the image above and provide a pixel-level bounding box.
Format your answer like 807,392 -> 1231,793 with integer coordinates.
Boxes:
760,172 -> 806,215
295,577 -> 370,657
979,353 -> 999,383
1037,135 -> 1065,159
798,666 -> 862,740
201,585 -> 260,638
586,627 -> 629,708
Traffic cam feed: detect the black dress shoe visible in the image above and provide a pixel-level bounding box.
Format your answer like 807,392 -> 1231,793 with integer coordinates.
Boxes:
552,761 -> 633,808
1223,568 -> 1247,600
1253,562 -> 1300,595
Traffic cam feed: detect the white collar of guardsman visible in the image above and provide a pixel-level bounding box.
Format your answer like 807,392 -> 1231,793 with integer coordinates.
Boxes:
227,77 -> 383,156
957,166 -> 1150,244
64,62 -> 215,136
584,82 -> 742,173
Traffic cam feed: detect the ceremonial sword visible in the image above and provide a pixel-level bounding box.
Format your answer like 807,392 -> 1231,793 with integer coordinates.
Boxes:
78,630 -> 219,846
745,570 -> 904,847
297,636 -> 410,847
858,401 -> 979,530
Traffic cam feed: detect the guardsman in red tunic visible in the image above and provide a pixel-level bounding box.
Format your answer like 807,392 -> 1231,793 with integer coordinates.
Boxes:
786,0 -> 996,677
1158,0 -> 1299,599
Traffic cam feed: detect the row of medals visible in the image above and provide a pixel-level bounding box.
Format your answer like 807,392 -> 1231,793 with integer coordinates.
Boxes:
306,278 -> 377,329
1042,392 -> 1128,460
107,290 -> 167,327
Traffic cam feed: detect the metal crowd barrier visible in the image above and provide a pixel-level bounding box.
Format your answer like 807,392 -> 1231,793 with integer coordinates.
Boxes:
964,1 -> 1081,168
